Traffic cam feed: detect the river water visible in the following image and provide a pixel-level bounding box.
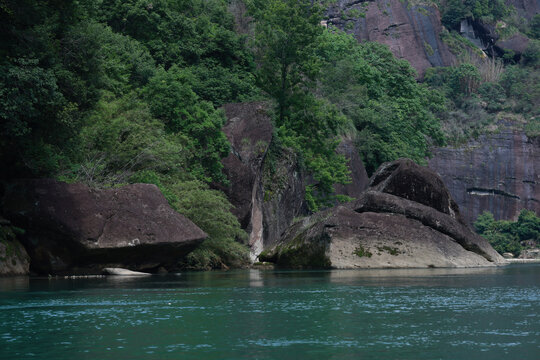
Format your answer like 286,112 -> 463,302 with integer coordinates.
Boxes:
1,265 -> 539,360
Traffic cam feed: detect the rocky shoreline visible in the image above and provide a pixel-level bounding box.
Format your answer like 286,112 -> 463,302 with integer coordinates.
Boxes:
1,157 -> 511,275
0,104 -> 523,275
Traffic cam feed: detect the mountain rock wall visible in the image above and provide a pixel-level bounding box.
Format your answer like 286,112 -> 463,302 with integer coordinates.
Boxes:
507,0 -> 540,20
326,0 -> 455,77
428,127 -> 540,225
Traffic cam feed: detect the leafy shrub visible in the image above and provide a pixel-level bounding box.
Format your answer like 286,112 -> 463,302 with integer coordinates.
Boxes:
166,180 -> 250,270
478,82 -> 506,112
474,210 -> 540,256
317,30 -> 445,174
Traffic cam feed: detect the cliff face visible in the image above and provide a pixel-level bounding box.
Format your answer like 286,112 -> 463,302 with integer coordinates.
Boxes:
507,0 -> 540,20
429,127 -> 540,225
326,0 -> 455,78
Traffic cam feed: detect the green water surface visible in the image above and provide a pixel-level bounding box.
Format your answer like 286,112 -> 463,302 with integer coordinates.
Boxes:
1,265 -> 539,359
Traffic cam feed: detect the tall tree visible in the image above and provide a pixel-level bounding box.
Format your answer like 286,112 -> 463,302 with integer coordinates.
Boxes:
252,0 -> 323,125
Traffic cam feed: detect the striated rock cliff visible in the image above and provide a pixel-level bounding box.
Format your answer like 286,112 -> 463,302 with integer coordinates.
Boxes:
260,159 -> 505,269
326,0 -> 455,78
2,180 -> 206,274
428,127 -> 540,225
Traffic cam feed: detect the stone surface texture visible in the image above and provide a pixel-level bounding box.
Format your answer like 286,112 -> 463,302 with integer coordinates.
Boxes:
260,160 -> 505,269
428,127 -> 540,225
369,158 -> 464,223
326,0 -> 455,78
2,180 -> 206,274
334,139 -> 370,199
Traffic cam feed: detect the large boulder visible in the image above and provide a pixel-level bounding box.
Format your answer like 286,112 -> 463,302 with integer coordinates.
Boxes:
260,160 -> 506,268
326,0 -> 455,78
2,180 -> 207,274
496,34 -> 530,57
369,159 -> 464,224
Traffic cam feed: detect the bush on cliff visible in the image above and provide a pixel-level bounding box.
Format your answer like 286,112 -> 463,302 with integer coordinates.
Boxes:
129,173 -> 250,270
474,210 -> 540,256
316,30 -> 445,175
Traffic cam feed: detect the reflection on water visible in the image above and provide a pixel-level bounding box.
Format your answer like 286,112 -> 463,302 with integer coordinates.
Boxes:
0,265 -> 539,360
0,276 -> 29,292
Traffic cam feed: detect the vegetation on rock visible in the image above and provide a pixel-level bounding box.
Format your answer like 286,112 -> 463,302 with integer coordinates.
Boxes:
474,210 -> 540,256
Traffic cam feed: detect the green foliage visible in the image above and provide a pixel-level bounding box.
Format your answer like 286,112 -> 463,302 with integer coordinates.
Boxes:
499,65 -> 540,116
252,0 -> 351,210
74,94 -> 190,185
439,0 -> 511,29
439,29 -> 484,58
97,0 -> 257,105
529,14 -> 540,40
353,245 -> 372,258
478,82 -> 506,112
142,66 -> 230,183
317,30 -> 445,174
425,54 -> 540,145
0,58 -> 79,176
165,180 -> 249,270
474,210 -> 540,256
251,0 -> 323,124
449,63 -> 481,97
516,210 -> 540,241
440,0 -> 469,29
522,40 -> 540,68
62,22 -> 156,99
525,117 -> 540,138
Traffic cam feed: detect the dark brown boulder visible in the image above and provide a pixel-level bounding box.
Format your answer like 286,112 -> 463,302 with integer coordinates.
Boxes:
348,191 -> 502,263
369,159 -> 464,223
495,34 -> 530,56
2,180 -> 207,274
260,205 -> 502,269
